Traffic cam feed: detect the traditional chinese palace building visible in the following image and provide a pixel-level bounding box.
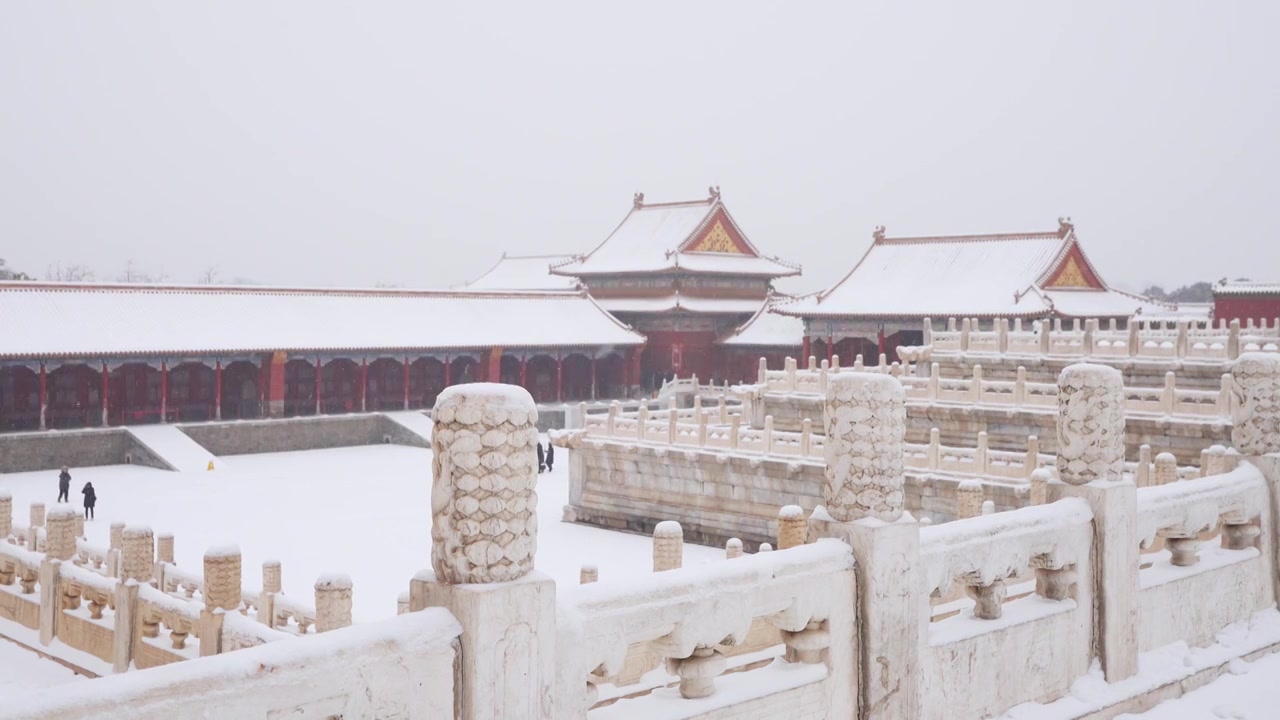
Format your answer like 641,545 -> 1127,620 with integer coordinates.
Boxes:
538,188 -> 802,385
780,219 -> 1168,362
1213,281 -> 1280,325
0,283 -> 643,432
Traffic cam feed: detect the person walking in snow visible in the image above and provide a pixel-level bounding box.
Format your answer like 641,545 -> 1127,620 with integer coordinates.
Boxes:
537,441 -> 545,474
81,482 -> 96,520
57,466 -> 71,503
545,441 -> 555,472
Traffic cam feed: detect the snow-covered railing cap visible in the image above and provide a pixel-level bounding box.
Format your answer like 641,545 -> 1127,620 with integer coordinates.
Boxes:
315,573 -> 353,590
205,544 -> 241,558
46,505 -> 78,520
122,526 -> 153,538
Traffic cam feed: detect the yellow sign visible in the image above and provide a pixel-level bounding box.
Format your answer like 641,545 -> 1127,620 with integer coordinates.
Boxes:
688,221 -> 742,254
1048,256 -> 1090,288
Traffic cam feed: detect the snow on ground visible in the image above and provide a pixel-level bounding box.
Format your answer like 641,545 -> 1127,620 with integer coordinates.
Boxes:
0,442 -> 721,621
126,425 -> 219,472
382,410 -> 433,441
0,638 -> 86,691
1118,651 -> 1280,719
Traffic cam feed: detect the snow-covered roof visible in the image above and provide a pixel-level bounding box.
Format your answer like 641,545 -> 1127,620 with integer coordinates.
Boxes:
594,294 -> 766,315
0,282 -> 645,359
1214,281 -> 1280,296
551,191 -> 800,278
718,295 -> 806,347
782,221 -> 1167,320
461,253 -> 578,291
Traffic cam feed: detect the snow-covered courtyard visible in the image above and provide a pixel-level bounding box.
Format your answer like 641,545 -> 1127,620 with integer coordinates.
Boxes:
0,441 -> 721,621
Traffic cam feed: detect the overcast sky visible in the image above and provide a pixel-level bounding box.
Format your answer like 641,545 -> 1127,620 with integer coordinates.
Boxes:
2,2 -> 1276,294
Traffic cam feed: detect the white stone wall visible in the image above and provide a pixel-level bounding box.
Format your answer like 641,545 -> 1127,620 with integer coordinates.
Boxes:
1,609 -> 462,720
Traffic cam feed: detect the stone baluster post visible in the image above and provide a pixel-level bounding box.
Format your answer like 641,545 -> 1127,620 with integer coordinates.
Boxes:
109,522 -> 124,553
74,515 -> 84,539
814,371 -> 918,719
762,415 -> 774,454
960,318 -> 971,352
1217,374 -> 1233,419
203,546 -> 241,611
315,574 -> 353,632
263,560 -> 282,594
1083,318 -> 1096,356
957,481 -> 983,519
30,502 -> 45,529
927,427 -> 941,470
970,364 -> 983,403
878,353 -> 888,369
606,402 -> 618,436
0,491 -> 11,540
122,526 -> 155,583
397,592 -> 410,616
777,505 -> 806,549
966,578 -> 1007,619
785,356 -> 797,391
45,506 -> 78,561
1039,319 -> 1052,355
1029,468 -> 1050,505
667,399 -> 678,444
1046,363 -> 1137,682
800,418 -> 813,456
157,533 -> 174,565
1015,366 -> 1027,405
1228,320 -> 1241,360
1154,453 -> 1178,485
819,361 -> 829,393
981,500 -> 995,516
854,354 -> 864,371
1127,319 -> 1140,357
975,431 -> 989,474
758,357 -> 767,385
697,412 -> 709,446
1231,353 -> 1280,455
718,396 -> 727,424
1025,435 -> 1041,477
758,543 -> 773,552
1160,371 -> 1176,415
729,415 -> 741,450
928,363 -> 940,401
1204,445 -> 1231,476
579,565 -> 597,584
725,538 -> 743,559
808,355 -> 817,371
1136,445 -> 1152,487
653,521 -> 683,572
998,317 -> 1009,353
258,559 -> 282,629
1175,320 -> 1189,358
410,384 -> 554,720
923,317 -> 933,346
636,405 -> 648,442
832,354 -> 841,371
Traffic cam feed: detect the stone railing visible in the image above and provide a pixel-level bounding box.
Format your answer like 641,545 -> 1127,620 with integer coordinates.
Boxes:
755,355 -> 914,395
559,537 -> 855,718
0,506 -> 341,676
924,316 -> 1280,362
754,359 -> 1232,421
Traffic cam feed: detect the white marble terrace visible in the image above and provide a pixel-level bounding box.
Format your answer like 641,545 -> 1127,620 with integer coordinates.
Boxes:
4,356 -> 1280,719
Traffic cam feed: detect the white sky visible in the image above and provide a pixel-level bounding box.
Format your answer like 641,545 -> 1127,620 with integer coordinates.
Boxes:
1,2 -> 1276,294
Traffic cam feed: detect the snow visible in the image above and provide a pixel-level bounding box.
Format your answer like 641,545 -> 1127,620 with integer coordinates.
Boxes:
0,442 -> 722,622
718,298 -> 806,347
126,426 -> 217,472
315,573 -> 353,590
1118,650 -> 1280,718
779,504 -> 804,519
786,229 -> 1158,319
0,283 -> 644,358
461,254 -> 579,291
0,637 -> 89,691
553,199 -> 797,278
1214,281 -> 1280,297
591,658 -> 827,719
382,411 -> 433,441
204,544 -> 241,558
436,381 -> 534,408
594,294 -> 766,315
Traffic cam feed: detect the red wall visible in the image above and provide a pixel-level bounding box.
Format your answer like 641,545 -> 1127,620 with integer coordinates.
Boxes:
1215,296 -> 1280,325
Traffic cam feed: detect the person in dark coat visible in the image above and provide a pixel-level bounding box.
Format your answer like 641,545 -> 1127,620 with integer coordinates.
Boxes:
545,441 -> 555,472
536,441 -> 545,474
58,466 -> 71,503
81,482 -> 96,520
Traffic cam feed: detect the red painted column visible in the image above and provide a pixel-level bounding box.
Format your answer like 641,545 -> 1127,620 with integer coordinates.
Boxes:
101,362 -> 109,427
519,355 -> 528,389
556,352 -> 563,403
267,352 -> 286,418
877,328 -> 886,359
214,361 -> 223,420
801,336 -> 812,365
488,347 -> 503,386
826,334 -> 834,364
402,356 -> 410,410
591,356 -> 597,400
444,355 -> 453,388
38,362 -> 47,430
160,361 -> 169,423
360,358 -> 368,413
315,357 -> 323,415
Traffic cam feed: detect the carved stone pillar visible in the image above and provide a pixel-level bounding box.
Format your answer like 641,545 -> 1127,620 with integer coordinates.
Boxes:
1154,452 -> 1179,485
314,574 -> 353,632
262,560 -> 282,594
30,502 -> 45,528
1029,468 -> 1050,505
157,533 -> 175,564
776,505 -> 806,549
45,506 -> 78,561
0,490 -> 11,540
1056,364 -> 1126,485
957,480 -> 983,519
203,546 -> 242,612
579,565 -> 598,584
430,383 -> 538,584
121,526 -> 154,583
822,373 -> 906,522
653,521 -> 683,572
1231,353 -> 1280,455
725,538 -> 743,559
411,383 -> 555,720
109,522 -> 125,553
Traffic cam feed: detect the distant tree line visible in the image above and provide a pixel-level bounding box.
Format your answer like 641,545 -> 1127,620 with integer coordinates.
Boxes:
1,258 -> 259,285
1142,281 -> 1215,303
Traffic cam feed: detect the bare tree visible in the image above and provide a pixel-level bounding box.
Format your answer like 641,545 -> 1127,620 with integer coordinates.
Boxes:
45,262 -> 95,282
0,258 -> 33,281
116,259 -> 167,283
374,281 -> 401,289
196,266 -> 220,284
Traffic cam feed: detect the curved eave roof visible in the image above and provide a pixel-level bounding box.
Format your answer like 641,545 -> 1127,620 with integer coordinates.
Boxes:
0,282 -> 645,360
